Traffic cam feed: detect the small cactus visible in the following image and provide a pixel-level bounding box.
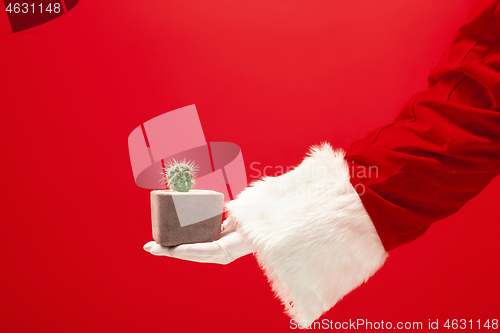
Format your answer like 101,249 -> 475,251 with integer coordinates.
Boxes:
161,159 -> 199,192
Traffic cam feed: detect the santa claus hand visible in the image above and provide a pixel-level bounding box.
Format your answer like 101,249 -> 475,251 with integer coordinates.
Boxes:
143,216 -> 253,264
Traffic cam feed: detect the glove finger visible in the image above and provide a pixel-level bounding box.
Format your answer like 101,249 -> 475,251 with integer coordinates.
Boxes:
167,242 -> 229,264
150,244 -> 172,256
221,216 -> 236,236
143,241 -> 158,252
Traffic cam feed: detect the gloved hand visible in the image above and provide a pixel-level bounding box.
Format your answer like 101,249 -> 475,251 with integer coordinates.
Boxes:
143,216 -> 253,264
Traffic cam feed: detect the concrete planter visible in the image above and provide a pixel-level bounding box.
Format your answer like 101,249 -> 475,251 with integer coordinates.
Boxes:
151,190 -> 223,246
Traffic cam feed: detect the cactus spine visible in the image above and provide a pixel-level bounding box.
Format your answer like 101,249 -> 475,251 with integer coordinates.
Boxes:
162,159 -> 199,192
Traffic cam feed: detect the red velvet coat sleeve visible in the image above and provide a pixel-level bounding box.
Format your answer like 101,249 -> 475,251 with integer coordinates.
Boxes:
345,0 -> 500,251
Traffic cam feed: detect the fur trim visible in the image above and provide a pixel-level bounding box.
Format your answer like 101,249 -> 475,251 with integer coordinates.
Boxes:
225,143 -> 388,325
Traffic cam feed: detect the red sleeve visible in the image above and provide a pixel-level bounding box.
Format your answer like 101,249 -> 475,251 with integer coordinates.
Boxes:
345,0 -> 500,251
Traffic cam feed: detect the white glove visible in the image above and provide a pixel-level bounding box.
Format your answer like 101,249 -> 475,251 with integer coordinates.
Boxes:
143,216 -> 253,264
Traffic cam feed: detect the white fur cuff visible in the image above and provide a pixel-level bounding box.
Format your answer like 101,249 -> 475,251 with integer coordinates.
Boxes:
226,143 -> 388,324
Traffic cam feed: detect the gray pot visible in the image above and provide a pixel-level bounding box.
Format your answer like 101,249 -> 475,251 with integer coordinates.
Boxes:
151,190 -> 223,246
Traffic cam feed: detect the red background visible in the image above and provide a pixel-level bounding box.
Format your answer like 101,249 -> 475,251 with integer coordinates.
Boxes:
1,0 -> 499,331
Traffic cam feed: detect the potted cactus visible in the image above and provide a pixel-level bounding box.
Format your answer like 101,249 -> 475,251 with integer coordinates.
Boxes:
150,159 -> 223,246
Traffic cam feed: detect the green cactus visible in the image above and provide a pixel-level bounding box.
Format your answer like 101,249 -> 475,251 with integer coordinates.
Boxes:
161,159 -> 199,192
